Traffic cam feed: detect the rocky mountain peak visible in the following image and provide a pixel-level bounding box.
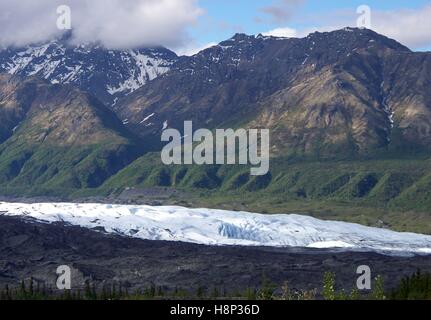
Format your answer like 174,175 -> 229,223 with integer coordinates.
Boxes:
0,37 -> 178,107
114,28 -> 430,159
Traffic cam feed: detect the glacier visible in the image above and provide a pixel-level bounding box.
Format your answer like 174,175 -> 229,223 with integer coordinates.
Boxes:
1,202 -> 431,255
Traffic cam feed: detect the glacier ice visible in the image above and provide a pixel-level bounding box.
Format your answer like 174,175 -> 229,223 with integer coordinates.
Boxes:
1,202 -> 430,255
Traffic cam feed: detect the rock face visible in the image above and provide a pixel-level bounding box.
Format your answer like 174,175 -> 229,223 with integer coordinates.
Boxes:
0,35 -> 178,107
2,27 -> 430,161
0,28 -> 430,202
0,74 -> 140,190
116,28 -> 431,158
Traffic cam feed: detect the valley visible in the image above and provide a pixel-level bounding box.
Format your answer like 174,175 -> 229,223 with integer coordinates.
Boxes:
1,0 -> 431,304
0,28 -> 430,235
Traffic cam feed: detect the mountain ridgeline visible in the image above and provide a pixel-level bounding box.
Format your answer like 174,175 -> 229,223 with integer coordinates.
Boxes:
0,28 -> 430,230
0,34 -> 178,107
116,28 -> 430,158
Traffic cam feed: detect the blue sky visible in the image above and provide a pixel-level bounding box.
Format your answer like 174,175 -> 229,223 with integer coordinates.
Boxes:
181,0 -> 431,54
1,0 -> 429,52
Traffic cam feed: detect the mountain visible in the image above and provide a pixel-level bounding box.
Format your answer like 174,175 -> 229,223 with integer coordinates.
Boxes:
0,28 -> 431,232
0,73 -> 140,193
101,28 -> 431,231
0,36 -> 178,107
115,28 -> 431,158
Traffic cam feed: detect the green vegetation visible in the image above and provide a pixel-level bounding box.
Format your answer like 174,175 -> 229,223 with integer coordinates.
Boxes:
391,270 -> 431,300
1,150 -> 430,234
322,272 -> 336,300
98,154 -> 431,234
0,142 -> 139,192
3,271 -> 429,300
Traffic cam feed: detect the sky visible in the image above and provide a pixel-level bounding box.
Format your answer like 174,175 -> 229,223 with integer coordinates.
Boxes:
0,0 -> 430,55
185,0 -> 431,54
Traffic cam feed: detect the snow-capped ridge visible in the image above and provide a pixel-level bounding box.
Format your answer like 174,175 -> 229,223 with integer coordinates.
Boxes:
0,39 -> 178,106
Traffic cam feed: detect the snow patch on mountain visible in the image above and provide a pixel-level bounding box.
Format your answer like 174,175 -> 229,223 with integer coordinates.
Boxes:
140,113 -> 155,124
1,202 -> 430,255
106,51 -> 171,95
0,40 -> 177,106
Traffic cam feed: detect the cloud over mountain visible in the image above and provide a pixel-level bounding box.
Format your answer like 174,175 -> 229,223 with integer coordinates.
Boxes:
259,0 -> 305,23
372,5 -> 431,49
0,0 -> 203,49
263,4 -> 431,50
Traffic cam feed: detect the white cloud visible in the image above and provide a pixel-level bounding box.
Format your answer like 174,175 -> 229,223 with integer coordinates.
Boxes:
372,5 -> 431,49
0,0 -> 204,49
1,1 -> 430,52
259,0 -> 305,23
271,5 -> 431,50
262,27 -> 298,38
